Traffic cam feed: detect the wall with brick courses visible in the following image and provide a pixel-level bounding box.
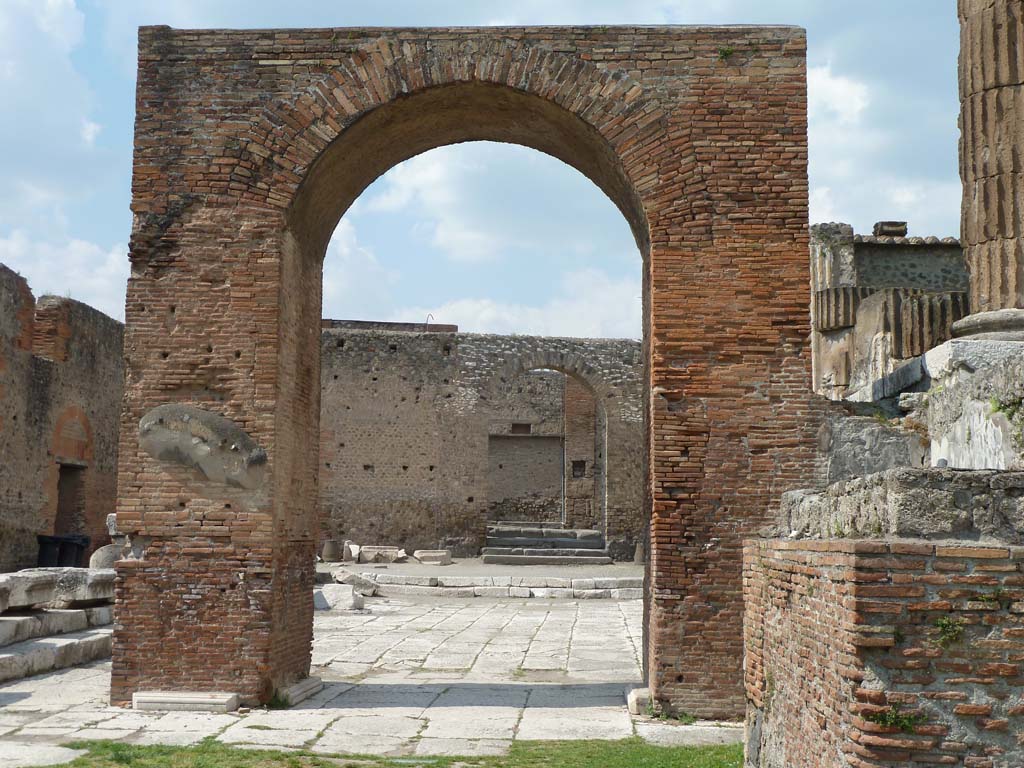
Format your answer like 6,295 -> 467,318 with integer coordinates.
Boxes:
744,539 -> 1024,768
0,265 -> 124,572
318,327 -> 626,554
119,24 -> 816,712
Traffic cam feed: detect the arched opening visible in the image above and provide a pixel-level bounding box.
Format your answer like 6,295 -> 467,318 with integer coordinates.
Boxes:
287,81 -> 650,261
298,83 -> 648,705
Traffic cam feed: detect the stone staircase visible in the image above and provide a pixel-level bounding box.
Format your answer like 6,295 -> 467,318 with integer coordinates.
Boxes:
0,607 -> 113,683
482,522 -> 612,565
0,568 -> 116,684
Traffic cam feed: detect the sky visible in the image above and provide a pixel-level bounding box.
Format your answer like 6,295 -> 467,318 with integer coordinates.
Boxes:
0,1 -> 962,339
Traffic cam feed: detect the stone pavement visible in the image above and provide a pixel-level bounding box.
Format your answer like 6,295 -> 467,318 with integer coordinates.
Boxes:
0,596 -> 740,761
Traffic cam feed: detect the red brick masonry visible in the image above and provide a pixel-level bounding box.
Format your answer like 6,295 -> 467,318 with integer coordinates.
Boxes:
115,24 -> 818,711
744,539 -> 1024,768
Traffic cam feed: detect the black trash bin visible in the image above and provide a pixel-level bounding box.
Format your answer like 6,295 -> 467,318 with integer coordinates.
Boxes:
37,535 -> 62,567
58,535 -> 90,567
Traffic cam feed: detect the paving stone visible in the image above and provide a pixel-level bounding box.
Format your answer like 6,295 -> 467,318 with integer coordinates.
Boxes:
530,588 -> 575,599
473,586 -> 510,597
367,574 -> 438,587
1,596 -> 646,755
635,721 -> 744,746
610,588 -> 643,600
0,742 -> 87,767
414,738 -> 511,756
594,578 -> 643,590
517,705 -> 633,741
218,722 -> 320,747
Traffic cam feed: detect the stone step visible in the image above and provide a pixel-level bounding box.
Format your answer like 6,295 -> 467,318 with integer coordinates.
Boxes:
481,547 -> 612,558
0,627 -> 113,683
486,526 -> 604,542
0,606 -> 113,649
481,554 -> 614,566
485,536 -> 606,550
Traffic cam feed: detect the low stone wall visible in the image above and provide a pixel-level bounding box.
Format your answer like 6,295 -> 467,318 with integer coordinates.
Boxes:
778,468 -> 1024,543
744,539 -> 1023,768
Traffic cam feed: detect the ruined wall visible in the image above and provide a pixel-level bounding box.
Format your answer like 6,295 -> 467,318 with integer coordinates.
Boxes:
745,539 -> 1024,768
117,23 -> 814,711
810,223 -> 968,400
0,265 -> 124,572
318,325 -> 630,555
487,435 -> 564,522
563,374 -> 600,530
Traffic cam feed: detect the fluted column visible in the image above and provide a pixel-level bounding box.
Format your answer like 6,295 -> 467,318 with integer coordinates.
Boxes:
956,0 -> 1024,337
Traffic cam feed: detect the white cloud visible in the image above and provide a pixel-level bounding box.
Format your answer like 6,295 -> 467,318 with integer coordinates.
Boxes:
0,230 -> 128,320
808,64 -> 869,126
809,186 -> 841,224
0,0 -> 100,234
364,148 -> 502,263
390,268 -> 642,339
322,220 -> 400,320
80,119 -> 101,146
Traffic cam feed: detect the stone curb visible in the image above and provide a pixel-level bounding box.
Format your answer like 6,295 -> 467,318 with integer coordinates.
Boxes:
340,570 -> 643,599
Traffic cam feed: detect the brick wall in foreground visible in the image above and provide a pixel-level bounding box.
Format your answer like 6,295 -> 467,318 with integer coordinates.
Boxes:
744,539 -> 1024,768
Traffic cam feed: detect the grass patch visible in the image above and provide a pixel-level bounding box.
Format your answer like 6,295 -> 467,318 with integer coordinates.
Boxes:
66,738 -> 743,768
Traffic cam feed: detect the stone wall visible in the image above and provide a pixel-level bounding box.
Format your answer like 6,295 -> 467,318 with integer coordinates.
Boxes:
745,539 -> 1023,768
563,375 -> 600,531
778,468 -> 1024,543
318,324 -> 635,556
810,223 -> 969,400
0,265 -> 124,572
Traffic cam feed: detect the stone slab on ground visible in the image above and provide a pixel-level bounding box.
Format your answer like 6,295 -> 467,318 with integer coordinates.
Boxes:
324,557 -> 642,579
482,554 -> 613,566
345,569 -> 642,599
357,546 -> 407,564
314,584 -> 364,611
635,720 -> 744,747
0,743 -> 87,767
413,550 -> 452,565
132,691 -> 240,712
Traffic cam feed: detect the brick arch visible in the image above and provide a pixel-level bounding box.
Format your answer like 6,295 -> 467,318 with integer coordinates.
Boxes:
52,405 -> 93,464
501,354 -> 617,415
116,25 -> 814,718
247,37 -> 667,257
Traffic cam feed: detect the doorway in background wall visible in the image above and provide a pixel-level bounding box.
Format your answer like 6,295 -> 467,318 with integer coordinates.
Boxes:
54,463 -> 85,537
